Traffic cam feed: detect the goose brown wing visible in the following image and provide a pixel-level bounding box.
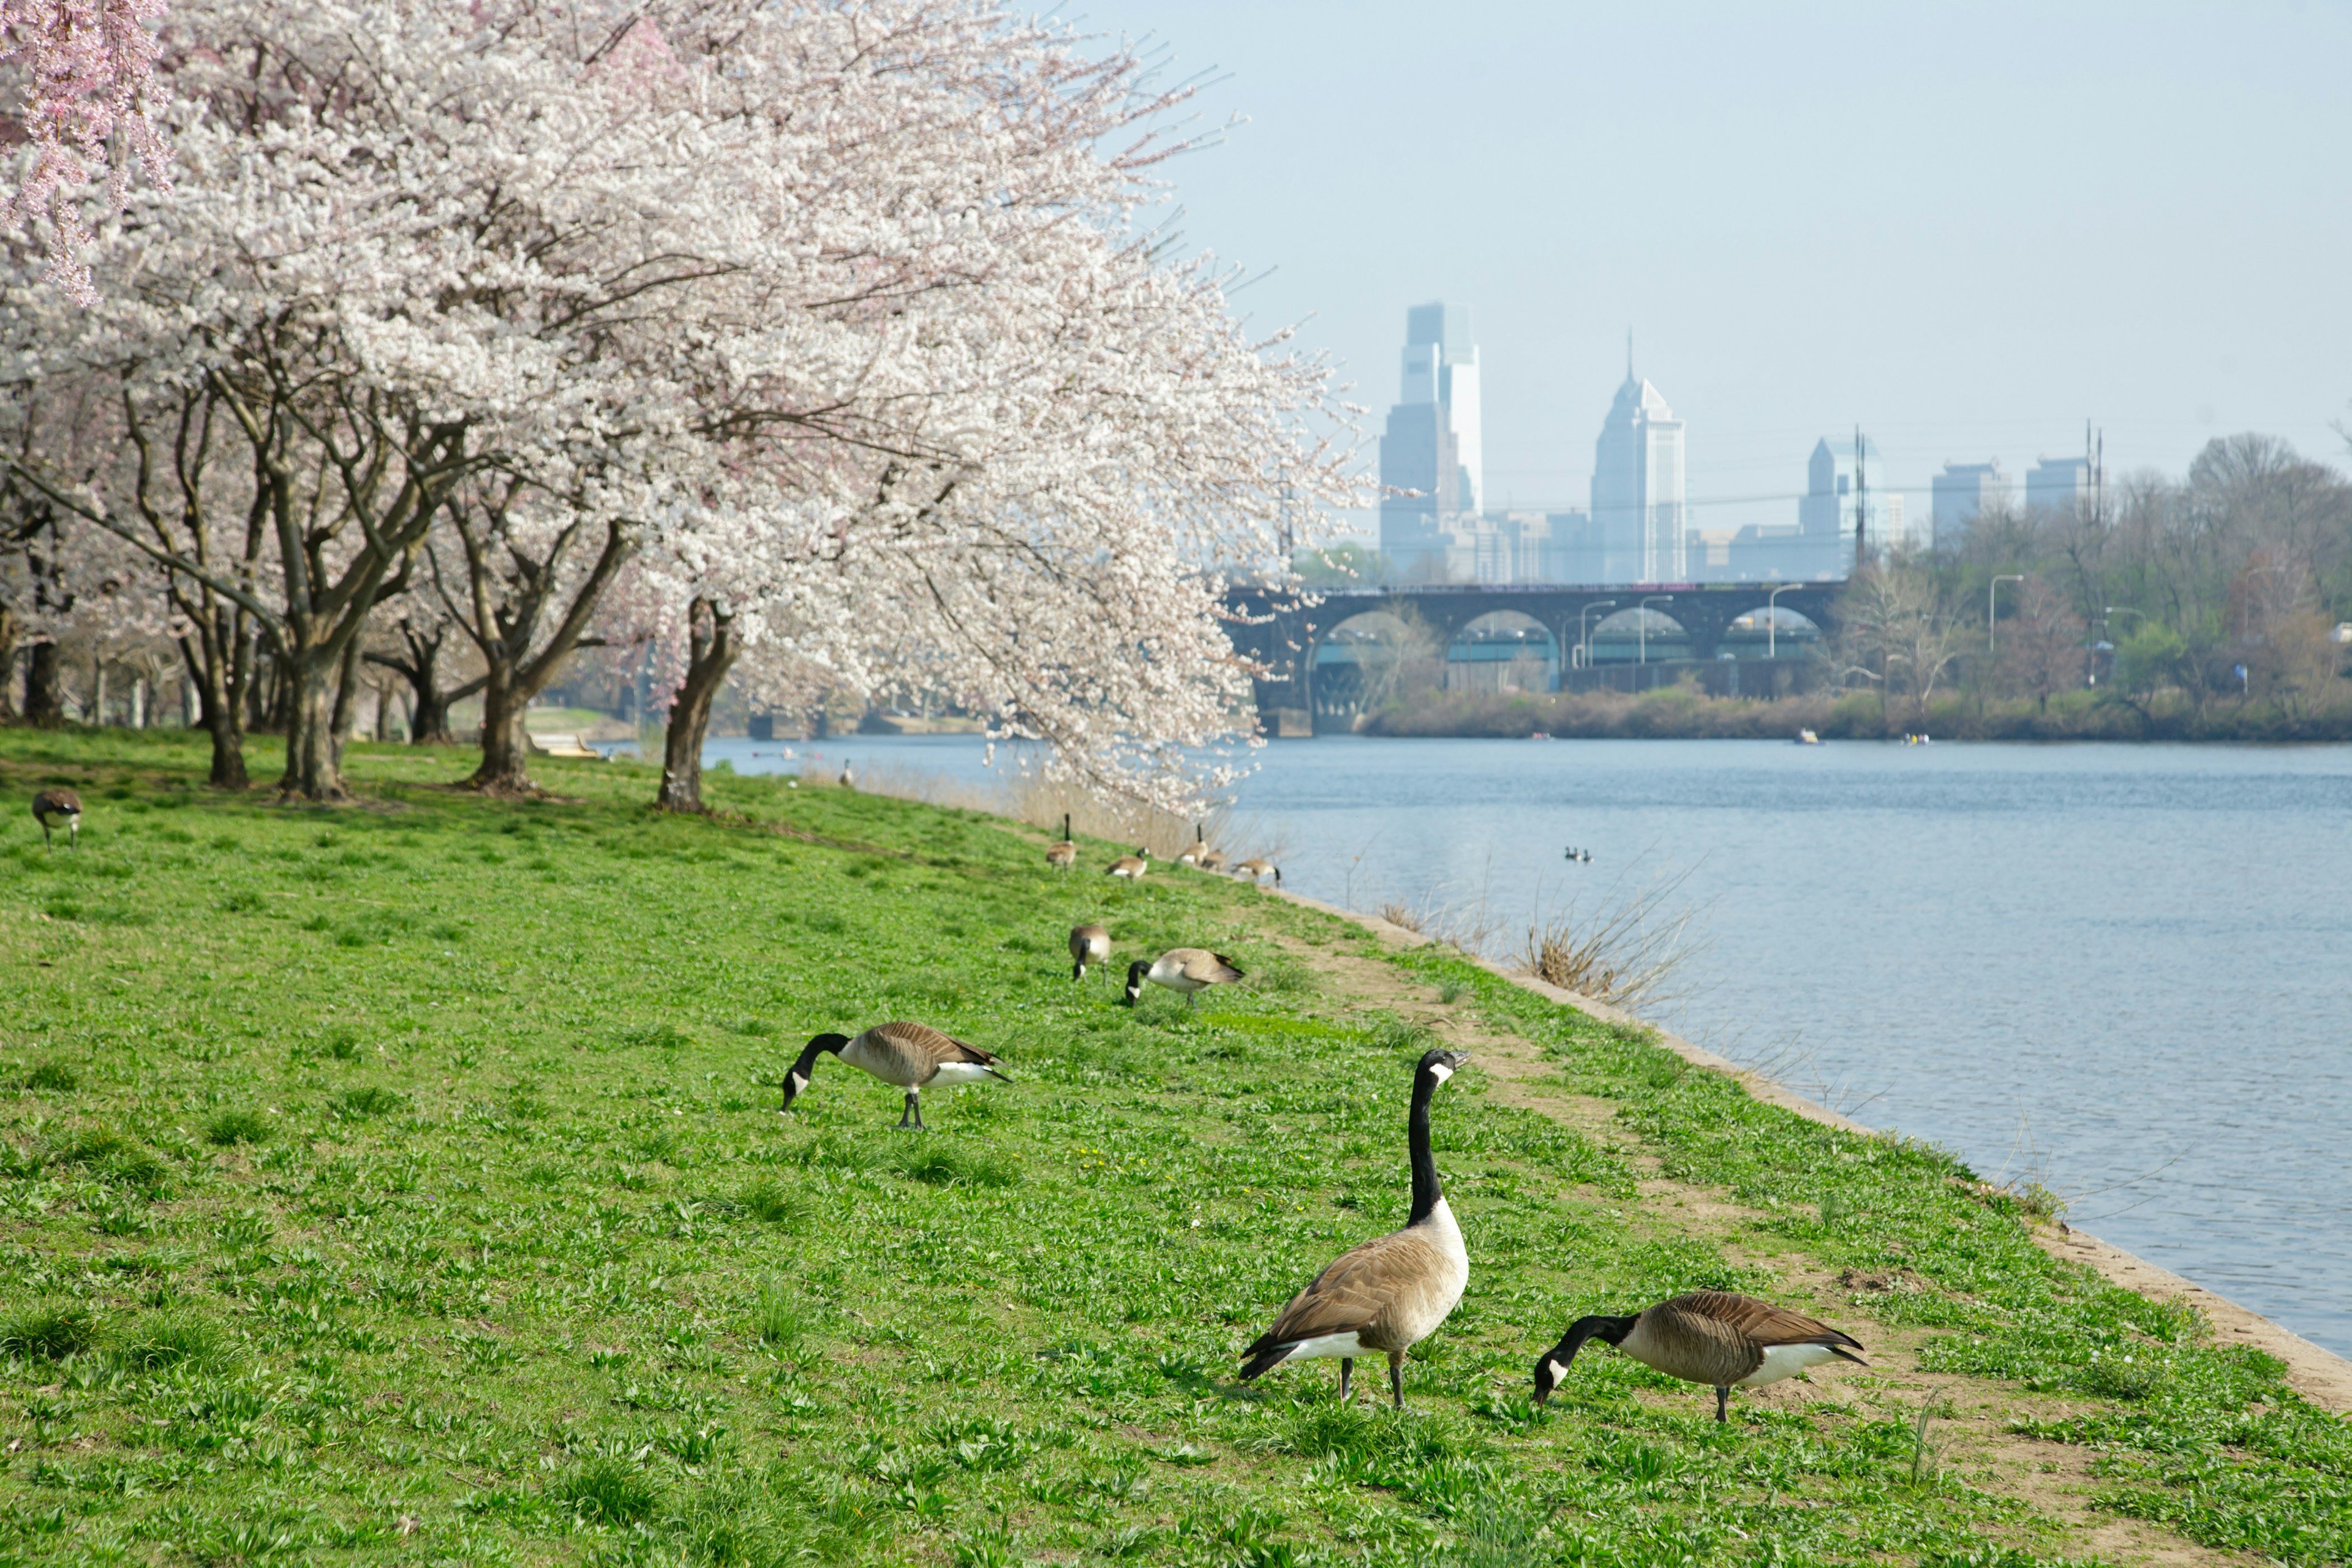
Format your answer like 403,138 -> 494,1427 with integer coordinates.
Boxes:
1180,949 -> 1245,984
869,1020 -> 1003,1069
1253,1228 -> 1439,1351
1673,1291 -> 1863,1351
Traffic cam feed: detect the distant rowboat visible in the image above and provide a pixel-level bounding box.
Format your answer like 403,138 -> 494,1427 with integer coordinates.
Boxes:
1795,729 -> 1821,746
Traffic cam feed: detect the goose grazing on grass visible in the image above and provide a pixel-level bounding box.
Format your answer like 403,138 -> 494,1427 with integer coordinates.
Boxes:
1105,847 -> 1150,880
31,788 -> 81,851
1124,948 -> 1243,1008
778,1022 -> 1009,1130
1069,923 -> 1110,981
1232,857 -> 1280,885
1532,1291 -> 1866,1422
1197,847 -> 1229,873
1046,815 -> 1077,871
1240,1047 -> 1470,1407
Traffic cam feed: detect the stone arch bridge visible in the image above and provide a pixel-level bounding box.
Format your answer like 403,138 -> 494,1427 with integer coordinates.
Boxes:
1223,581 -> 1845,733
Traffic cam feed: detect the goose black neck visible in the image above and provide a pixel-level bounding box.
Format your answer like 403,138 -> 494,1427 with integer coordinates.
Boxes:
1408,1068 -> 1443,1224
791,1038 -> 843,1076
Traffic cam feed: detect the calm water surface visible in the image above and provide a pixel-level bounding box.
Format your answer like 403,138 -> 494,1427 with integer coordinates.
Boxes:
709,734 -> 2352,1357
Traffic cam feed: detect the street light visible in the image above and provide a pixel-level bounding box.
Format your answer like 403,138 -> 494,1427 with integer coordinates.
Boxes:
1638,595 -> 1673,666
1764,583 -> 1794,661
1989,575 -> 2024,652
1575,599 -> 1618,670
2103,605 -> 2144,631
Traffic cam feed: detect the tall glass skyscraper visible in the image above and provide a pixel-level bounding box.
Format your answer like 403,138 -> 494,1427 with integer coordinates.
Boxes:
1379,303 -> 1483,575
1590,365 -> 1686,583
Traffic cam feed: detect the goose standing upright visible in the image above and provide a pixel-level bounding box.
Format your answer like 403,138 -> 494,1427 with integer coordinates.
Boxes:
1239,1047 -> 1471,1407
31,788 -> 81,851
1123,948 -> 1244,1008
1532,1291 -> 1866,1421
778,1022 -> 1009,1129
1046,814 -> 1077,871
1069,923 -> 1110,981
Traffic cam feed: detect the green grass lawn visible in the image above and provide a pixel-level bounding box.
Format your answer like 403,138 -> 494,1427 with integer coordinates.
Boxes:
1,729 -> 2345,1567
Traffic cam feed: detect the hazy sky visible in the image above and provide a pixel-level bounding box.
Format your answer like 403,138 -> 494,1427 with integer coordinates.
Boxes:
1069,0 -> 2352,535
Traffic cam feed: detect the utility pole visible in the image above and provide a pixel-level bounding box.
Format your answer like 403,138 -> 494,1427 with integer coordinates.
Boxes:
1853,424 -> 1868,575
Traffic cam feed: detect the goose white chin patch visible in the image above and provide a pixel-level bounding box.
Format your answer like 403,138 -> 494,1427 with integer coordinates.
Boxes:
788,1072 -> 809,1098
1427,1063 -> 1455,1084
1547,1359 -> 1569,1385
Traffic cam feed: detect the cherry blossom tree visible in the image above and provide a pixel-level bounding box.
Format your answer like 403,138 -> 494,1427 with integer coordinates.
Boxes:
1,0 -> 172,304
617,1 -> 1355,813
0,0 -> 743,799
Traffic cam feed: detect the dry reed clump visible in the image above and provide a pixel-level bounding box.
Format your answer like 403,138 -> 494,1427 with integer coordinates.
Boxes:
1376,902 -> 1425,933
1517,876 -> 1699,1011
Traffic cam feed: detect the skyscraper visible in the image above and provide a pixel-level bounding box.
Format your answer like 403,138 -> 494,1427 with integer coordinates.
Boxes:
1378,303 -> 1483,576
2025,456 -> 2092,516
1796,434 -> 1899,571
1932,460 -> 2007,548
1590,361 -> 1685,583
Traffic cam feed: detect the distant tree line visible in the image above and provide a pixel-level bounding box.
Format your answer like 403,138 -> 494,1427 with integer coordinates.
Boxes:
1840,432 -> 2352,735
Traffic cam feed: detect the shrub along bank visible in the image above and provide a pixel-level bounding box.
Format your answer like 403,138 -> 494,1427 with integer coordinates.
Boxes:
1365,682 -> 2352,741
0,729 -> 2345,1566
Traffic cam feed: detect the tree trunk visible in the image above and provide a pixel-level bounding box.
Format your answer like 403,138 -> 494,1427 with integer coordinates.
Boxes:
0,609 -> 17,723
471,668 -> 535,795
409,685 -> 453,745
204,698 -> 250,788
656,599 -> 738,813
279,657 -> 352,802
329,635 -> 364,768
23,642 -> 66,728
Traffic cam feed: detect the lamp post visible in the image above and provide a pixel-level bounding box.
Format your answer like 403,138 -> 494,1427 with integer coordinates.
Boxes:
1576,599 -> 1618,670
1638,594 -> 1673,666
1765,583 -> 1794,660
1989,575 -> 2024,652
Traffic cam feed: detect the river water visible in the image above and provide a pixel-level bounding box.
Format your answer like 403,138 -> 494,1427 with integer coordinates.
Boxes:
707,733 -> 2352,1359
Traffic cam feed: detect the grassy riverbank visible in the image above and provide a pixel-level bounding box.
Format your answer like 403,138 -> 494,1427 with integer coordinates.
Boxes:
1365,684 -> 2352,742
2,729 -> 2346,1566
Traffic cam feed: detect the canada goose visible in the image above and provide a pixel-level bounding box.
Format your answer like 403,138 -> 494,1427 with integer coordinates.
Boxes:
31,788 -> 81,851
1105,846 -> 1150,879
1532,1291 -> 1866,1422
1177,824 -> 1210,866
1123,948 -> 1244,1008
1046,814 -> 1077,871
839,761 -> 857,790
1240,1047 -> 1471,1407
1197,848 -> 1229,872
778,1021 -> 1009,1130
1069,923 -> 1110,981
1232,858 -> 1280,885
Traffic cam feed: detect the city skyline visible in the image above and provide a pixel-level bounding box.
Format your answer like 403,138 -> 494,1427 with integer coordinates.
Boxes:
1074,0 -> 2352,541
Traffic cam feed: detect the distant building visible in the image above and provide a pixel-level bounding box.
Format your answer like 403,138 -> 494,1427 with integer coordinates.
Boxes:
1545,507 -> 1601,582
1931,461 -> 2006,548
2026,455 -> 2092,516
1786,434 -> 1891,576
1378,302 -> 1484,575
1591,365 -> 1686,582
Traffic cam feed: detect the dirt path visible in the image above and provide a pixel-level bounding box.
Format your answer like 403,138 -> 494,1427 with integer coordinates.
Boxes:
1262,910 -> 2263,1568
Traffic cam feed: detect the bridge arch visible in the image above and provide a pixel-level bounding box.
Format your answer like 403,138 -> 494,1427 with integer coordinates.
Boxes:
1446,611 -> 1557,693
1311,609 -> 1434,728
1720,605 -> 1826,660
1588,606 -> 1693,665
